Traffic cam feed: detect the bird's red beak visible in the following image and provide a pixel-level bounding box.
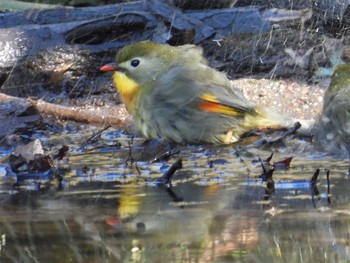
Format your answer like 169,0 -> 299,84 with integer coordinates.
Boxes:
100,63 -> 117,72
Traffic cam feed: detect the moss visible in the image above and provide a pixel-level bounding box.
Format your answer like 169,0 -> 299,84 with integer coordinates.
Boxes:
324,63 -> 350,107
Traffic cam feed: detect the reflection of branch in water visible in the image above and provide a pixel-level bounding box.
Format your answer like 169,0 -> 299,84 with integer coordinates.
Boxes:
326,169 -> 331,205
125,136 -> 134,164
310,168 -> 319,185
146,158 -> 184,202
148,158 -> 184,202
165,186 -> 184,203
259,157 -> 271,181
258,157 -> 275,203
264,169 -> 275,202
123,136 -> 141,176
259,158 -> 268,180
310,168 -> 320,208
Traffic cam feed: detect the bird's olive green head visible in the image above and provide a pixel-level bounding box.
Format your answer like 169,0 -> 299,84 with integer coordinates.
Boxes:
324,63 -> 350,106
115,41 -> 206,86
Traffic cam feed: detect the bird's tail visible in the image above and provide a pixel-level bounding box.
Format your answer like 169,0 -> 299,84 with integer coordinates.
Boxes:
244,107 -> 295,131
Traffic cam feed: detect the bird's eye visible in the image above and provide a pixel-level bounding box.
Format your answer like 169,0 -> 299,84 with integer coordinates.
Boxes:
130,59 -> 140,67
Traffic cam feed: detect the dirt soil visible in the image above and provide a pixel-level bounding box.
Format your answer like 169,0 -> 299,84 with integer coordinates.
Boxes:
232,78 -> 326,122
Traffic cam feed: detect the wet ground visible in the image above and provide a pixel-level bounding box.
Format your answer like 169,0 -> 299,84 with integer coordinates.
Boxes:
0,127 -> 349,263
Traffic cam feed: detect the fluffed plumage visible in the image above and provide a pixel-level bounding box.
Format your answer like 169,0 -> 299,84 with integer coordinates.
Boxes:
102,41 -> 290,144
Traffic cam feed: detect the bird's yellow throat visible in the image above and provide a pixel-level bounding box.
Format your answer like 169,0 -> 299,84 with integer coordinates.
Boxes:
112,71 -> 140,111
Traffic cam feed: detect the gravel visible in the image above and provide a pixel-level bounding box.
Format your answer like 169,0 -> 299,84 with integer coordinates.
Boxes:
232,78 -> 327,122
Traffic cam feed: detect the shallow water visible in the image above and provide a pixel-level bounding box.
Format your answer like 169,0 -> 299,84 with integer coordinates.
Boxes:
0,129 -> 350,263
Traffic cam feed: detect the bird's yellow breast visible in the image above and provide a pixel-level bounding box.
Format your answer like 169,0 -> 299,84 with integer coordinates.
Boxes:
112,71 -> 140,112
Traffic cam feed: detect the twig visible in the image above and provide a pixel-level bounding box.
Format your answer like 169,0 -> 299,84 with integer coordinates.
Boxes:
81,126 -> 111,147
150,148 -> 180,163
153,158 -> 183,185
162,158 -> 183,182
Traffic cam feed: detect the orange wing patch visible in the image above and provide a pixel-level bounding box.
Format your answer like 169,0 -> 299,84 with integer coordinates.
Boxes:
199,93 -> 243,116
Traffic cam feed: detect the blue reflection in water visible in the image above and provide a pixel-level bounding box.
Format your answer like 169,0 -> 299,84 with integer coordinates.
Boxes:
100,130 -> 124,140
0,166 -> 8,177
93,173 -> 123,181
159,164 -> 170,174
244,179 -> 311,189
16,170 -> 52,182
24,182 -> 42,191
0,147 -> 12,158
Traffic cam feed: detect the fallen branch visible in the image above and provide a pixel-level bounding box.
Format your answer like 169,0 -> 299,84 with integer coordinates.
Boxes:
0,92 -> 132,128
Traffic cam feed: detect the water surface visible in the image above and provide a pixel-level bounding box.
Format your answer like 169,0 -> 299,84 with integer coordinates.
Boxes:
0,130 -> 349,263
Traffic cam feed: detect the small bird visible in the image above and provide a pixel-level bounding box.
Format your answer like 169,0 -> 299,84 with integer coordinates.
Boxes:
101,41 -> 290,144
314,63 -> 350,151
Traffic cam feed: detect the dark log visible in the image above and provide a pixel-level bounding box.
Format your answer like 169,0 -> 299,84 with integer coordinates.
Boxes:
0,1 -> 147,28
0,1 -> 273,71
